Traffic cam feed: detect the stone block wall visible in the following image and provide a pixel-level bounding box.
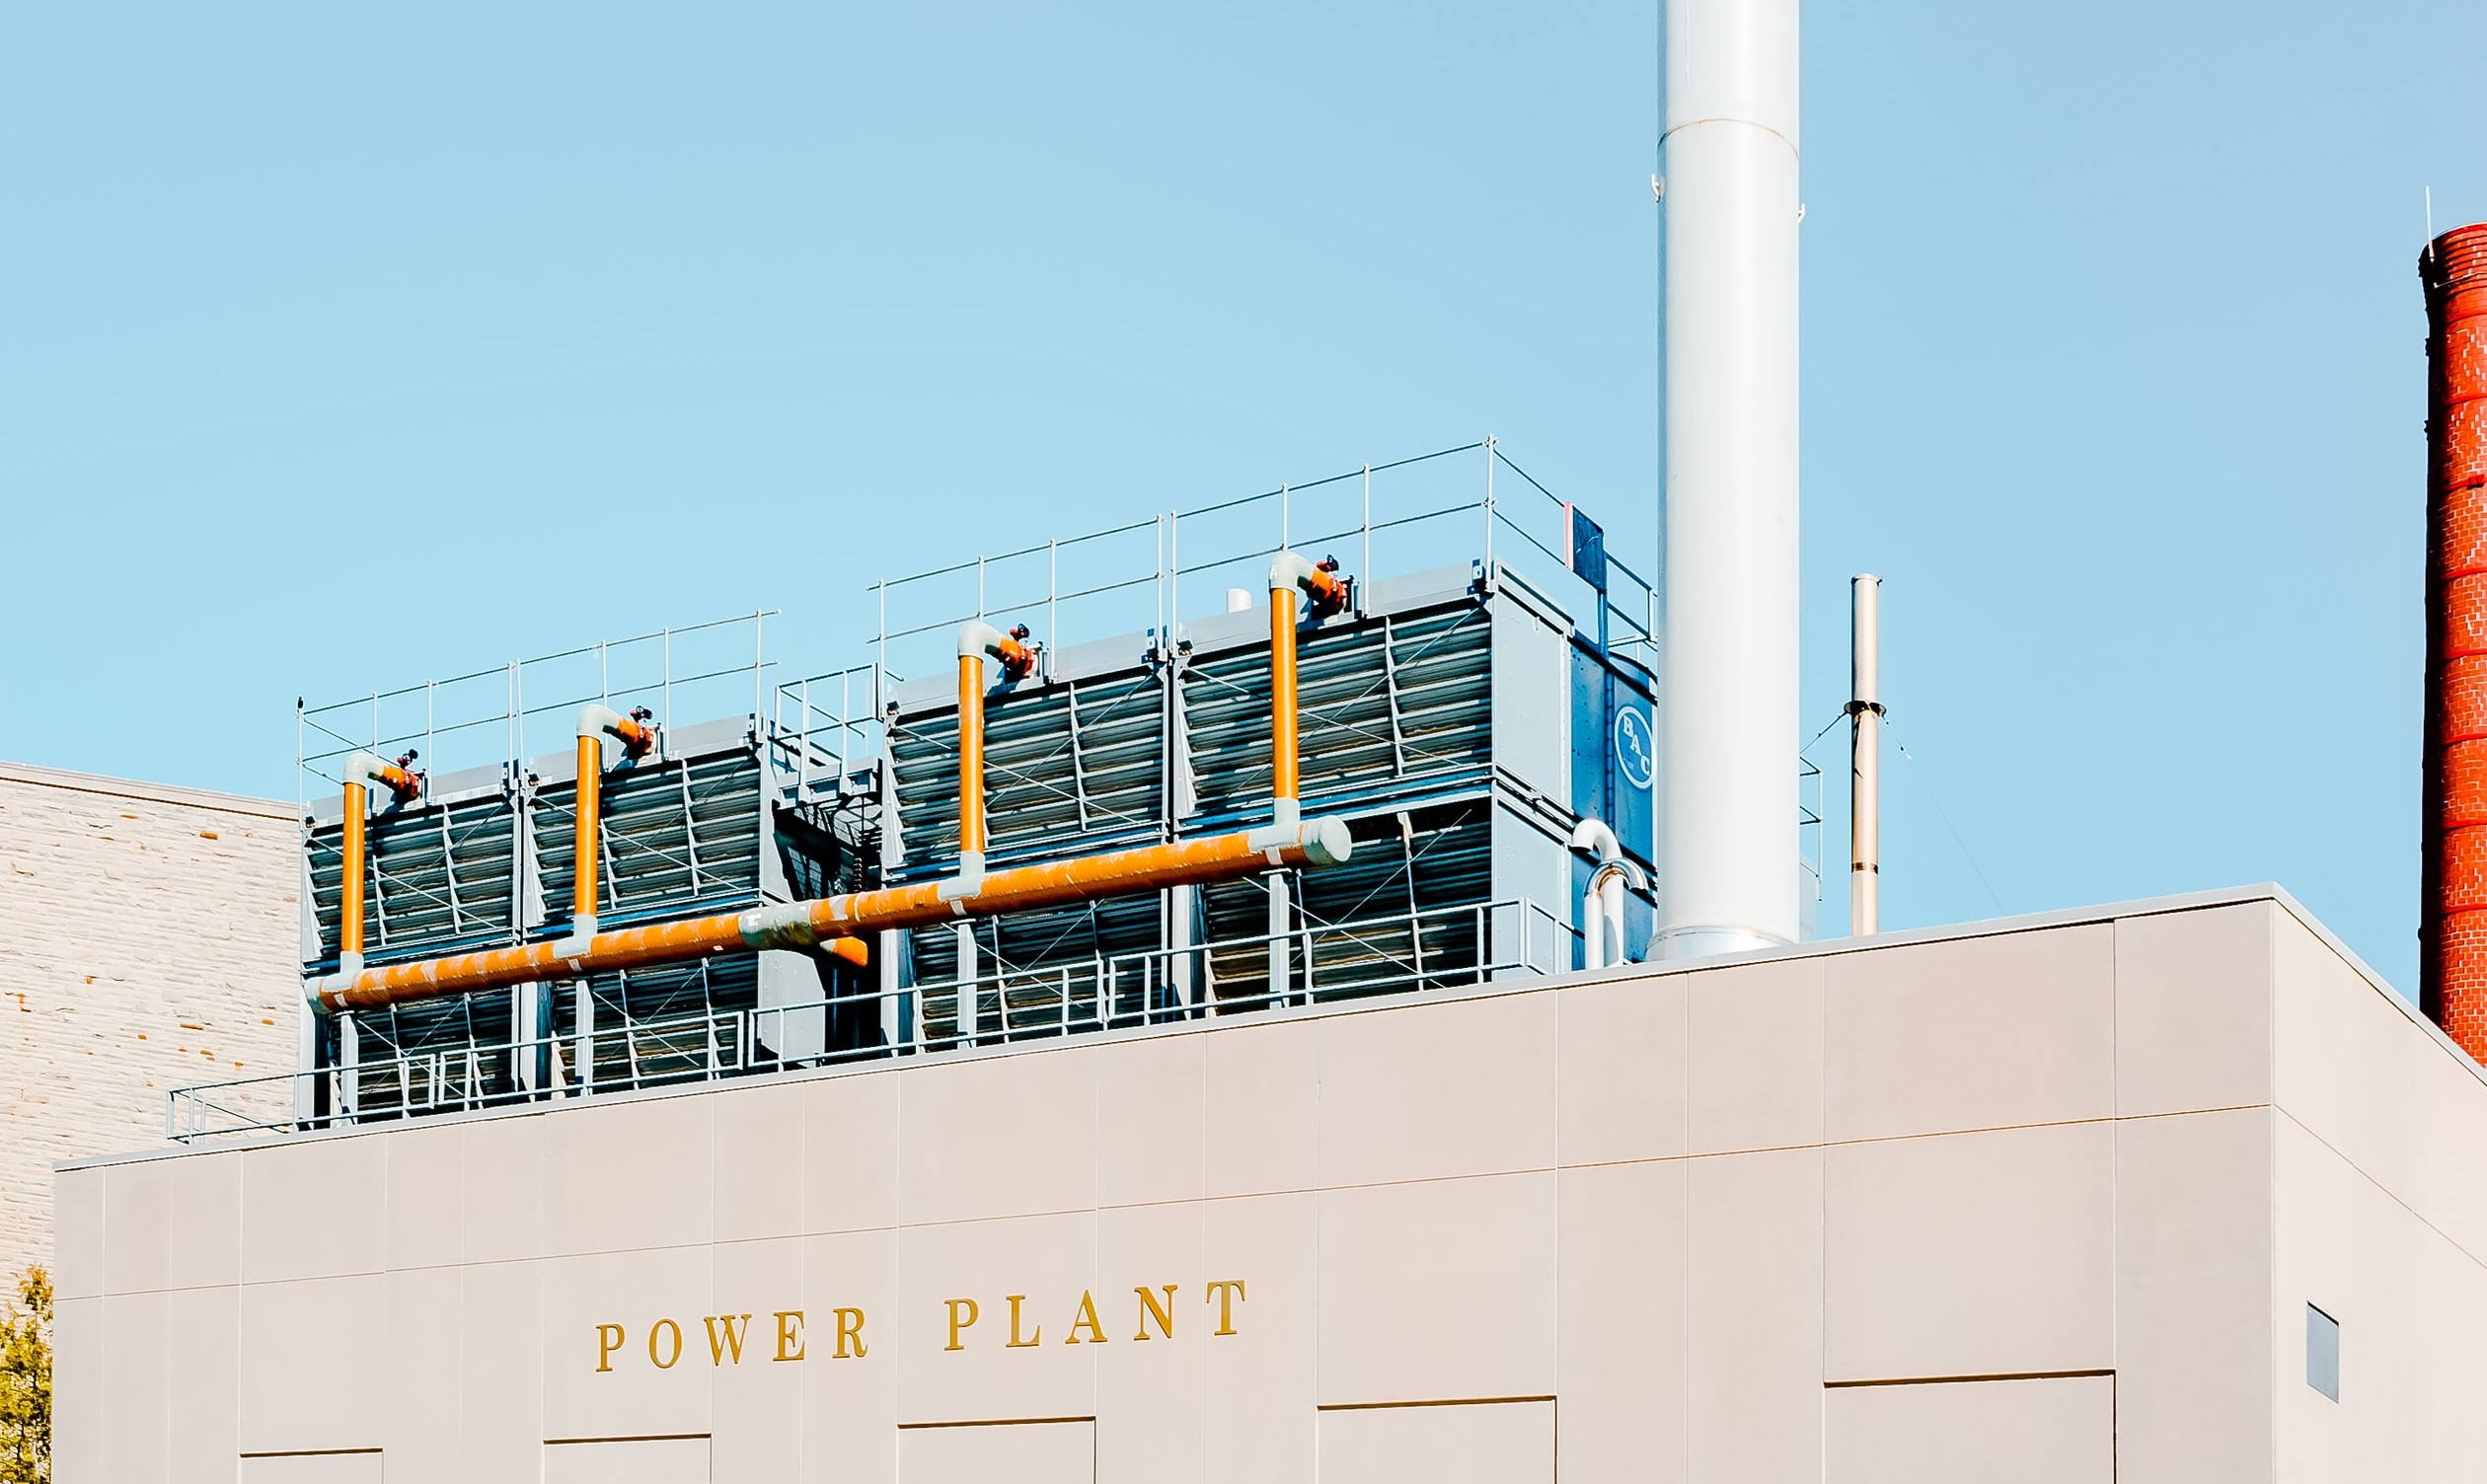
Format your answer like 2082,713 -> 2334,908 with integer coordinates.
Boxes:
0,761 -> 297,1276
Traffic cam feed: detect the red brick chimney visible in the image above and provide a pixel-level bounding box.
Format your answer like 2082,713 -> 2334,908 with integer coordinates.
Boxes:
2422,223 -> 2487,1057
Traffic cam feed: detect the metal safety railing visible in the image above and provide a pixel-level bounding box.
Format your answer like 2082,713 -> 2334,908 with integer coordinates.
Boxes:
913,896 -> 1575,1046
845,440 -> 1655,720
296,611 -> 780,810
166,896 -> 1581,1144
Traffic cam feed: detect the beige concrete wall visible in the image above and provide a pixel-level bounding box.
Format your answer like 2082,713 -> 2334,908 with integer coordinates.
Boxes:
50,889 -> 2486,1483
2267,911 -> 2487,1482
2,761 -> 298,1279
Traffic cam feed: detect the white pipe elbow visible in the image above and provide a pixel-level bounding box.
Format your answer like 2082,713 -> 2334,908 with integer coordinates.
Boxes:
1268,551 -> 1319,592
342,752 -> 393,786
576,704 -> 628,741
1569,817 -> 1621,865
957,621 -> 1011,660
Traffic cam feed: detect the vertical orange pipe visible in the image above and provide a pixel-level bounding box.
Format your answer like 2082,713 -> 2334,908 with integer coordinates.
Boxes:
573,733 -> 603,928
339,779 -> 367,962
2425,223 -> 2487,1058
1269,584 -> 1300,810
959,653 -> 988,861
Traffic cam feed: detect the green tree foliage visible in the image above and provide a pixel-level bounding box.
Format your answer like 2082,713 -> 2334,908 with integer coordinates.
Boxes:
0,1267 -> 50,1484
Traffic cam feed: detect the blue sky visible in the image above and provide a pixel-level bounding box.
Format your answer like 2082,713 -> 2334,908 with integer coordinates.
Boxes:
4,2 -> 2482,992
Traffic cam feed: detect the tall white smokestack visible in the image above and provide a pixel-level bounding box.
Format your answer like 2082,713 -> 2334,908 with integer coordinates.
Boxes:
1655,0 -> 1801,958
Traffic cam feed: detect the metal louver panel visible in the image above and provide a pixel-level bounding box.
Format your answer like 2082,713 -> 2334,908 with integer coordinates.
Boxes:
537,747 -> 766,929
907,891 -> 1162,1046
303,788 -> 522,970
888,666 -> 1170,879
558,954 -> 762,1090
1186,602 -> 1492,830
1200,799 -> 1490,1006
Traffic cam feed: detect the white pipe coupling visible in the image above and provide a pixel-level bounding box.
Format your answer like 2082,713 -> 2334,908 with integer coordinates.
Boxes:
1244,815 -> 1354,868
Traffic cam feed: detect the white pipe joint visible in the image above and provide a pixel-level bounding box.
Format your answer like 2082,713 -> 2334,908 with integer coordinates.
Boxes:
341,752 -> 394,788
939,857 -> 986,903
1268,551 -> 1320,595
576,704 -> 631,742
1245,816 -> 1355,869
1569,817 -> 1621,865
957,620 -> 1012,661
736,901 -> 823,952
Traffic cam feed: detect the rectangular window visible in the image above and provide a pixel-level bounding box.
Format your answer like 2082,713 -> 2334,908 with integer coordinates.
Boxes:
2307,1303 -> 2341,1401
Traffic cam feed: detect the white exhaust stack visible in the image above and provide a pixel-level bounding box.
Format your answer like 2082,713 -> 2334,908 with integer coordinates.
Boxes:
1655,0 -> 1802,958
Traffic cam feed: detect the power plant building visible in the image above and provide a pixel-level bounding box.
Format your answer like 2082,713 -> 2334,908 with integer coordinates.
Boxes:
39,0 -> 2487,1477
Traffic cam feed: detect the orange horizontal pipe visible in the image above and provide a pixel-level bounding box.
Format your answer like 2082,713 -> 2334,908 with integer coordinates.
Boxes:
314,820 -> 1350,1013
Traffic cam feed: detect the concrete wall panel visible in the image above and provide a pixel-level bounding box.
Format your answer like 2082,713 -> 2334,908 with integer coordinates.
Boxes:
893,1211 -> 1098,1425
2406,1219 -> 2487,1482
1320,993 -> 1557,1186
53,1165 -> 105,1300
899,1054 -> 1096,1225
1827,1122 -> 2114,1381
1687,957 -> 1824,1155
108,1151 -> 238,1294
1826,1373 -> 2114,1483
52,1297 -> 101,1484
1826,926 -> 2114,1141
802,1072 -> 899,1236
378,1267 -> 460,1482
714,1082 -> 805,1245
2274,917 -> 2422,1206
165,1284 -> 239,1484
1093,1023 -> 1198,1208
1687,1147 -> 1823,1483
897,1420 -> 1093,1483
235,1456 -> 384,1484
1200,1193 -> 1317,1484
1557,1159 -> 1688,1481
1200,1020 -> 1319,1201
799,1227 -> 899,1484
1095,1034 -> 1206,1210
462,1115 -> 548,1264
242,1137 -> 385,1285
235,1274 -> 388,1455
1094,1202 -> 1206,1484
99,1290 -> 168,1484
543,1438 -> 711,1483
1556,975 -> 1689,1167
1316,1172 -> 1555,1406
2112,1107 -> 2273,1484
2272,1109 -> 2353,1482
460,1256 -> 543,1477
2116,904 -> 2275,1117
548,1095 -> 715,1256
1317,1399 -> 1553,1484
382,1122 -> 465,1271
538,1245 -> 715,1447
711,1236 -> 805,1483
